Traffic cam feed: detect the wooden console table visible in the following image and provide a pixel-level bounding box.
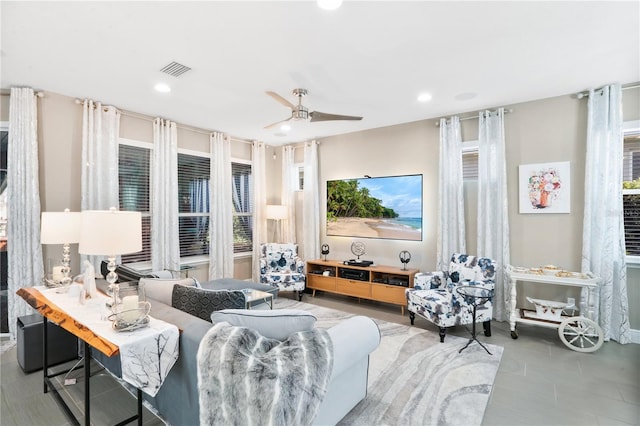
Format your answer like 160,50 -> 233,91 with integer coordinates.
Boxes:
17,286 -> 179,426
306,260 -> 418,314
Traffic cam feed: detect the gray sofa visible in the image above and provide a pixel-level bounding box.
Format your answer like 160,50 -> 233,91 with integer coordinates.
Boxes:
95,279 -> 381,426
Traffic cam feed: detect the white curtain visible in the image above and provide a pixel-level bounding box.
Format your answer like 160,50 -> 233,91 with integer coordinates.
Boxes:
302,140 -> 320,261
209,132 -> 234,279
477,108 -> 510,322
252,141 -> 267,281
437,116 -> 466,270
7,87 -> 44,338
281,145 -> 296,243
151,118 -> 179,272
80,99 -> 120,272
582,83 -> 629,343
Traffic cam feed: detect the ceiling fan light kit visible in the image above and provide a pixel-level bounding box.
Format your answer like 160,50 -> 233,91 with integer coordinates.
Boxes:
265,88 -> 362,129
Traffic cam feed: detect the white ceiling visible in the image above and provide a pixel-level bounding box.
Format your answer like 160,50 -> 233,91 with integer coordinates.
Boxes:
2,1 -> 638,145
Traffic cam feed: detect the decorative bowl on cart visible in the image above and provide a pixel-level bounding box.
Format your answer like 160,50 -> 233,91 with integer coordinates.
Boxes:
526,297 -> 568,321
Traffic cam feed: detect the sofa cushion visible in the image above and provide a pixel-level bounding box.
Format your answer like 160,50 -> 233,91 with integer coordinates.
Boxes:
172,285 -> 246,322
140,277 -> 198,305
211,309 -> 316,341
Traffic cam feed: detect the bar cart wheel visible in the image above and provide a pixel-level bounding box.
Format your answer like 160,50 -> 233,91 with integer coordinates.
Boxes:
558,316 -> 604,353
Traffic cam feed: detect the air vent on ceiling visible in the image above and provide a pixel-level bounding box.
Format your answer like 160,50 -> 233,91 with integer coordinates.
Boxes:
160,61 -> 192,77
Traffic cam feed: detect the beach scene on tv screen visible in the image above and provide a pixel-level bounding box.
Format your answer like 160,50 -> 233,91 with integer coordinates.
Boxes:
326,174 -> 423,241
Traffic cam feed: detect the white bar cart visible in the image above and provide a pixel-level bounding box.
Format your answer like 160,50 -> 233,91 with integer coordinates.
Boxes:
506,265 -> 603,352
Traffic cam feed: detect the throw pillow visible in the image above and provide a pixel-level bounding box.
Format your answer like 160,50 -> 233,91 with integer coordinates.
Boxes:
211,309 -> 317,341
171,285 -> 246,322
139,277 -> 197,306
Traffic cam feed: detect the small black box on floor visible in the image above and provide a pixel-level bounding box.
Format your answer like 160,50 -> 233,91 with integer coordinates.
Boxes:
16,314 -> 78,373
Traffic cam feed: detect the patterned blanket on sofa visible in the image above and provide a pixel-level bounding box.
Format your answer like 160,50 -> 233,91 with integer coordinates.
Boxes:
197,322 -> 333,426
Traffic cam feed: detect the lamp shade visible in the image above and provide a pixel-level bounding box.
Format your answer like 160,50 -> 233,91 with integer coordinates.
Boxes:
78,210 -> 142,255
41,211 -> 81,244
265,204 -> 288,220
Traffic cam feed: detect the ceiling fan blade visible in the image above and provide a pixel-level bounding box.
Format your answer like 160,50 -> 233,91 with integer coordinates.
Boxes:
264,116 -> 293,130
309,111 -> 363,122
266,91 -> 295,109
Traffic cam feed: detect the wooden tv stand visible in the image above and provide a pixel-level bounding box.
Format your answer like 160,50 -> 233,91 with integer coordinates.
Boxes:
306,259 -> 419,314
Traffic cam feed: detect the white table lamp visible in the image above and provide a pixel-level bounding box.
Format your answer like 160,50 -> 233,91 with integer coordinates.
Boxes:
78,209 -> 142,304
41,209 -> 81,287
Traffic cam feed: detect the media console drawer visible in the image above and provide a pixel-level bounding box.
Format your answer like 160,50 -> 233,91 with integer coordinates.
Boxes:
307,274 -> 336,292
336,278 -> 371,298
371,284 -> 407,305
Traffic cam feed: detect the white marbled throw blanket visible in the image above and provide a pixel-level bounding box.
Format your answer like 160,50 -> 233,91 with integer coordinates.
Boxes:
274,298 -> 504,426
197,321 -> 333,426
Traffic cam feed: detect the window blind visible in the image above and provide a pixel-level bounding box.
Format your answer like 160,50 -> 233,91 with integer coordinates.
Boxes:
624,193 -> 640,256
119,144 -> 152,264
623,138 -> 640,181
462,150 -> 479,180
178,153 -> 210,258
232,162 -> 253,252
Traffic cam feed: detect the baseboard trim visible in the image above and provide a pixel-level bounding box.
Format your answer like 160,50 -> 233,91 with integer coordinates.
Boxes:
629,328 -> 640,344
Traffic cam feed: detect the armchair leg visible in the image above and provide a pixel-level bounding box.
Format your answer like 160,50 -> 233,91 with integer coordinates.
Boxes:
409,312 -> 415,325
483,320 -> 491,337
298,291 -> 303,301
439,327 -> 446,343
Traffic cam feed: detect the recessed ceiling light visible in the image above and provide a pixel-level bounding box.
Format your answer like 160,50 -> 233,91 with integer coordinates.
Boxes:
455,92 -> 477,101
154,83 -> 171,93
317,0 -> 342,11
280,124 -> 291,132
417,92 -> 433,103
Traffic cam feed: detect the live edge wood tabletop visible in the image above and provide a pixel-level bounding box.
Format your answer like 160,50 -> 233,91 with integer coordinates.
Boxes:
306,259 -> 419,315
16,286 -> 119,356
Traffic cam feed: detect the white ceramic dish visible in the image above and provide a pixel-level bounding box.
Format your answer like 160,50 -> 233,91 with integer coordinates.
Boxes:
526,297 -> 568,320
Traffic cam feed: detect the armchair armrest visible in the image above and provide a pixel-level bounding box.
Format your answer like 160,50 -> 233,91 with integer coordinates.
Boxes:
294,258 -> 305,274
326,316 -> 380,380
414,271 -> 447,290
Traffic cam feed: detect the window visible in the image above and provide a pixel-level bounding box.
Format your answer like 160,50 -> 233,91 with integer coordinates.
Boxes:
232,162 -> 253,253
462,141 -> 479,180
295,163 -> 305,191
119,142 -> 152,264
623,128 -> 640,257
178,153 -> 210,258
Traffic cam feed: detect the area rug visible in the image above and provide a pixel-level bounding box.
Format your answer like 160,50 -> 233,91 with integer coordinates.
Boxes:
274,298 -> 503,426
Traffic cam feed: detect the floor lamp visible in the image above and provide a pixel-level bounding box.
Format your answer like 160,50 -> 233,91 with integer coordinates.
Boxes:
265,204 -> 288,243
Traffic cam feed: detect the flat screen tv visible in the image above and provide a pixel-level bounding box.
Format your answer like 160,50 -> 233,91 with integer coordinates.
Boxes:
326,174 -> 423,241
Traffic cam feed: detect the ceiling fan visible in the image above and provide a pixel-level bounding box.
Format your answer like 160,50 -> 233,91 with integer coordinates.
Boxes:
264,88 -> 363,129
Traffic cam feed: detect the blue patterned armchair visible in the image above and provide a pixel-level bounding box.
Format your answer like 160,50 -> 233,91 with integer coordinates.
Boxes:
260,243 -> 306,301
405,253 -> 496,342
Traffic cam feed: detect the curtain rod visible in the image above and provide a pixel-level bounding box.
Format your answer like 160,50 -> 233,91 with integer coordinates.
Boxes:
1,91 -> 45,97
435,108 -> 514,126
575,82 -> 640,99
73,98 -> 252,143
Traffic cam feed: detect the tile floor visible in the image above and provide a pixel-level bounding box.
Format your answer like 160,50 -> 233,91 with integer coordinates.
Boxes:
1,291 -> 639,425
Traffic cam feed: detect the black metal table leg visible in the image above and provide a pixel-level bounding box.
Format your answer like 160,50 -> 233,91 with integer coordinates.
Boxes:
43,316 -> 48,394
84,342 -> 91,425
459,302 -> 493,355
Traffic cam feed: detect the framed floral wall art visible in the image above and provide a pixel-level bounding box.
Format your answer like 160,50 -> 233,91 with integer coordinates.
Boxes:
518,161 -> 570,213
